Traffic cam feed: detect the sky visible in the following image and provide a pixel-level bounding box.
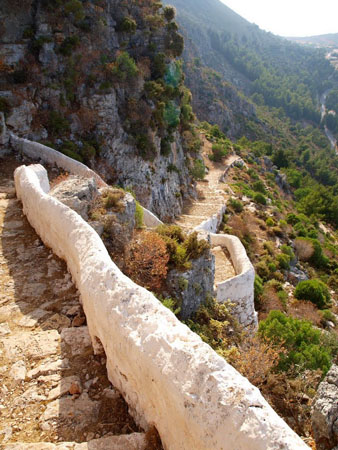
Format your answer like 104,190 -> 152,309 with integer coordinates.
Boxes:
220,0 -> 338,37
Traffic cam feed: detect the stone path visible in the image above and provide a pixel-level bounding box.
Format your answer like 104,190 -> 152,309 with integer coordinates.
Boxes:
175,138 -> 237,282
0,158 -> 149,449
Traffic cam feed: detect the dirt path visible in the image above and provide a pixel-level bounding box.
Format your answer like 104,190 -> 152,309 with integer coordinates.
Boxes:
0,158 -> 149,449
175,138 -> 237,281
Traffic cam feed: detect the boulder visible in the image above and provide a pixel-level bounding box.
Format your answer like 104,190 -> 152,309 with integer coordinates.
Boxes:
312,364 -> 338,449
50,176 -> 98,221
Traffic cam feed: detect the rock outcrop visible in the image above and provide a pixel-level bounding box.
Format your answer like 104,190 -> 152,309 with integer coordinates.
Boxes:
166,253 -> 215,319
0,0 -> 197,221
312,364 -> 338,449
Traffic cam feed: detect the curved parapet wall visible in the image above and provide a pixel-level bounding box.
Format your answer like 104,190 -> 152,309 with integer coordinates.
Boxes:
210,233 -> 258,329
10,134 -> 162,228
10,134 -> 107,187
14,163 -> 309,450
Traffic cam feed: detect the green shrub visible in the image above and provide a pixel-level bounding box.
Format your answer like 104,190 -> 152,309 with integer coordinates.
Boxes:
268,262 -> 277,273
156,225 -> 209,270
135,134 -> 157,161
64,0 -> 85,22
60,145 -> 83,162
209,142 -> 229,162
160,297 -> 181,316
320,309 -> 336,324
266,217 -> 275,227
161,137 -> 172,156
117,17 -> 137,33
59,36 -> 80,56
277,253 -> 290,270
280,244 -> 295,260
263,241 -> 275,255
48,111 -> 70,135
294,279 -> 331,309
164,101 -> 180,128
253,180 -> 266,194
286,213 -> 300,225
152,53 -> 166,79
277,290 -> 288,305
229,198 -> 243,213
135,201 -> 144,229
190,159 -> 205,180
254,275 -> 264,304
108,52 -> 138,81
295,237 -> 328,268
259,310 -> 332,374
276,253 -> 291,270
253,192 -> 267,205
165,30 -> 184,57
163,6 -> 175,22
256,261 -> 270,281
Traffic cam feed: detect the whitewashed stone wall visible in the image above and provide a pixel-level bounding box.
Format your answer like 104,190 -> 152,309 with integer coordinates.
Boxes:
210,233 -> 258,329
10,134 -> 161,228
10,134 -> 106,187
194,204 -> 227,234
14,163 -> 309,450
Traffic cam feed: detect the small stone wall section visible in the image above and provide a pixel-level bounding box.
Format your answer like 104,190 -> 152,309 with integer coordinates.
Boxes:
193,201 -> 257,329
194,204 -> 226,234
14,163 -> 309,450
210,233 -> 258,328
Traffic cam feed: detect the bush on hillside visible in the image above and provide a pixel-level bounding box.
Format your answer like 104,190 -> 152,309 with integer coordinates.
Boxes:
259,310 -> 332,374
294,279 -> 331,309
253,192 -> 267,205
117,17 -> 137,33
294,237 -> 328,268
209,142 -> 229,162
125,231 -> 169,293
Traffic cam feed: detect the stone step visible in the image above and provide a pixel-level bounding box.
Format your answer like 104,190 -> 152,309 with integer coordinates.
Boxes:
181,203 -> 224,218
3,433 -> 148,450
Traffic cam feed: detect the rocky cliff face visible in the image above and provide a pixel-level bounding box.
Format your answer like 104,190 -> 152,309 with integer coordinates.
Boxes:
0,0 -> 199,220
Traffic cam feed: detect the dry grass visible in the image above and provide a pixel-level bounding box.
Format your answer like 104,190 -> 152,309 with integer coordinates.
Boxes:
229,336 -> 282,387
294,238 -> 314,261
101,189 -> 125,211
288,300 -> 322,326
258,286 -> 285,320
125,231 -> 169,293
50,172 -> 69,188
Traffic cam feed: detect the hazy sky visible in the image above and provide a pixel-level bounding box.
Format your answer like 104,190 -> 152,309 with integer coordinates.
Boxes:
220,0 -> 338,37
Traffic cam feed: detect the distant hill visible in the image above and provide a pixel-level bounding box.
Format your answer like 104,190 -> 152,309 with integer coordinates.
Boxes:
287,33 -> 338,48
164,0 -> 334,130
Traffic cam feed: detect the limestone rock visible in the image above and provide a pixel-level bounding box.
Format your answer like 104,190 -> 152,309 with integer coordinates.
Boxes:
50,177 -> 98,221
41,392 -> 100,429
74,433 -> 147,449
48,375 -> 82,400
60,327 -> 92,356
6,101 -> 35,135
9,360 -> 26,384
312,364 -> 338,449
166,252 -> 215,320
27,359 -> 70,380
2,330 -> 60,360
